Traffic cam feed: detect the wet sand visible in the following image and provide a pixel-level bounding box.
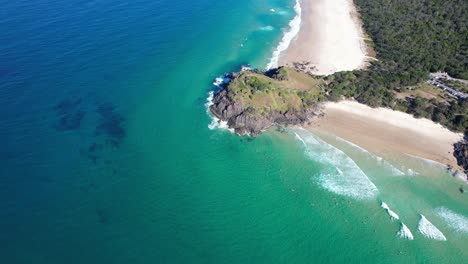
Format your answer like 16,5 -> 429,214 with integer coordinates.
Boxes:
305,101 -> 463,170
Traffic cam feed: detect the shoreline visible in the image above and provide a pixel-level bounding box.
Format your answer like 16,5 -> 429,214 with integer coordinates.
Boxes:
208,0 -> 466,179
271,0 -> 464,177
278,0 -> 368,75
304,100 -> 464,173
266,0 -> 302,70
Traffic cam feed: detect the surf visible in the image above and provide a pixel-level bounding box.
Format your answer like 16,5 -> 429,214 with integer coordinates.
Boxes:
259,25 -> 275,31
381,202 -> 400,220
266,0 -> 301,69
206,76 -> 234,132
417,214 -> 447,241
333,135 -> 405,176
293,128 -> 378,200
435,207 -> 468,234
398,223 -> 414,240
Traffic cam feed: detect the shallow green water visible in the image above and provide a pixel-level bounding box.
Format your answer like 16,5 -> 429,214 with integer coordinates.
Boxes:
0,0 -> 467,263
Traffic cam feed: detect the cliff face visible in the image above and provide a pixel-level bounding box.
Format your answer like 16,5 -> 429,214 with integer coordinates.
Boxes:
454,141 -> 468,176
210,90 -> 310,136
209,67 -> 324,136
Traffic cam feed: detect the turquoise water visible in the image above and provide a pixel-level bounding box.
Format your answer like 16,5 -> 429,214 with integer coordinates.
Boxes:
0,0 -> 467,263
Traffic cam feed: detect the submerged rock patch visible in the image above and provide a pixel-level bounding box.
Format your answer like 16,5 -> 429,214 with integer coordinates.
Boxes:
54,110 -> 86,131
53,98 -> 86,131
95,103 -> 125,145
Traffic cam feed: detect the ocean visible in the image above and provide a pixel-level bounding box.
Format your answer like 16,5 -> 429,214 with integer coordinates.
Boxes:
0,0 -> 467,263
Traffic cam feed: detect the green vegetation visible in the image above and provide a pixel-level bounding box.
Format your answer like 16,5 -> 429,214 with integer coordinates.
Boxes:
226,67 -> 325,115
440,79 -> 468,93
325,0 -> 468,133
395,83 -> 453,103
357,0 -> 467,79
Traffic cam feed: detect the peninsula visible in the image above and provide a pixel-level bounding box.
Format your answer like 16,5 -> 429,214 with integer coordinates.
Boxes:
209,0 -> 468,176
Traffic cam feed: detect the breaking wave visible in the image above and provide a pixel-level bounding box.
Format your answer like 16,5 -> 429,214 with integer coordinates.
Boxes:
206,77 -> 234,132
266,0 -> 301,69
417,214 -> 447,241
405,153 -> 446,167
381,202 -> 400,220
398,223 -> 414,240
293,128 -> 378,200
334,136 -> 369,154
435,207 -> 468,234
405,168 -> 418,176
334,136 -> 405,176
259,25 -> 274,31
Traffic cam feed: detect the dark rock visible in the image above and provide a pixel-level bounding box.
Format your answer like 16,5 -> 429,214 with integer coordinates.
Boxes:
453,140 -> 468,178
265,66 -> 289,81
210,88 -> 313,136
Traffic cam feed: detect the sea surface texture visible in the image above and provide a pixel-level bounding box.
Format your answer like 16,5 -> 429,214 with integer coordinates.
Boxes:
0,0 -> 467,263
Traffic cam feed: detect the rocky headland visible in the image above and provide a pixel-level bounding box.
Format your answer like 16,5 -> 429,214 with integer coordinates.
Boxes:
209,66 -> 468,183
209,67 -> 325,136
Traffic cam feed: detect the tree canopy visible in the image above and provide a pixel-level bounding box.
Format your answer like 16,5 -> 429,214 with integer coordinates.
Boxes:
326,0 -> 468,133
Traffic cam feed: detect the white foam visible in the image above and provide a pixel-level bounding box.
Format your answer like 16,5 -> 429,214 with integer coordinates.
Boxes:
294,132 -> 308,146
266,0 -> 301,69
381,202 -> 400,220
334,136 -> 369,154
381,160 -> 405,176
293,128 -> 378,200
435,207 -> 468,234
270,8 -> 288,16
398,223 -> 414,240
259,25 -> 274,31
206,86 -> 234,133
417,214 -> 447,241
335,166 -> 343,175
334,135 -> 405,176
212,77 -> 231,87
405,168 -> 418,176
213,78 -> 223,86
404,153 -> 447,167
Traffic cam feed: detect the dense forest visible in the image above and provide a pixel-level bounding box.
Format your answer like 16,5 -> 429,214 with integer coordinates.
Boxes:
326,0 -> 468,133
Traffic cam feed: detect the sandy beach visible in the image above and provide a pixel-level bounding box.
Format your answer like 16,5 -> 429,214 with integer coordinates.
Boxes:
278,0 -> 367,75
275,0 -> 463,171
272,0 -> 465,173
306,101 -> 464,170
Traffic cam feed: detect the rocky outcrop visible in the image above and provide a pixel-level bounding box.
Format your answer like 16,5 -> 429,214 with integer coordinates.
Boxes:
209,66 -> 325,136
210,89 -> 312,136
454,140 -> 468,177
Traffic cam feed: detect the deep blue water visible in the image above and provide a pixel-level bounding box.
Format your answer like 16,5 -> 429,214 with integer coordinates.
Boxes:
2,0 -> 467,263
0,0 -> 300,262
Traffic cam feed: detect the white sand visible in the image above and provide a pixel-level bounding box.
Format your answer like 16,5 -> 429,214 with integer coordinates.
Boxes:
273,1 -> 464,171
279,0 -> 367,75
324,101 -> 462,141
306,101 -> 463,170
